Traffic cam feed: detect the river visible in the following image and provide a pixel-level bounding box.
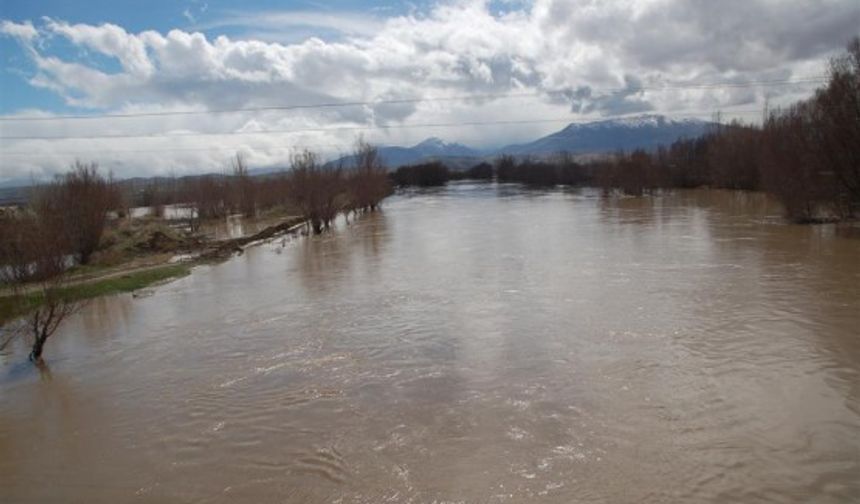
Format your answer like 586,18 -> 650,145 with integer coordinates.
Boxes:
2,183 -> 859,503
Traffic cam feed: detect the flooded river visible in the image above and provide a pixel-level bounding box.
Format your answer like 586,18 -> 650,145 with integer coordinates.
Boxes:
2,184 -> 859,503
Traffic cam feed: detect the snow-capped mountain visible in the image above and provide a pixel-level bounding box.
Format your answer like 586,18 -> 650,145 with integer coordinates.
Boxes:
410,137 -> 479,158
329,115 -> 715,169
498,115 -> 714,156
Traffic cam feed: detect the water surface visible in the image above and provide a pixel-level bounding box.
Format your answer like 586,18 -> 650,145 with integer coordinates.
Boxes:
2,184 -> 859,503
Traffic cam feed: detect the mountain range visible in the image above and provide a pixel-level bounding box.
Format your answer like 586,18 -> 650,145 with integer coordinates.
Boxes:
332,114 -> 715,169
333,137 -> 480,169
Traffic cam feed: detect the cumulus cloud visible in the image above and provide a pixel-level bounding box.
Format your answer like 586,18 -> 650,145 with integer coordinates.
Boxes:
0,19 -> 38,42
0,0 -> 858,182
43,18 -> 154,76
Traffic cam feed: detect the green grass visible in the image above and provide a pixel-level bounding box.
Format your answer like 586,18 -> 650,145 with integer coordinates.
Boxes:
58,264 -> 191,299
0,264 -> 191,326
66,263 -> 114,277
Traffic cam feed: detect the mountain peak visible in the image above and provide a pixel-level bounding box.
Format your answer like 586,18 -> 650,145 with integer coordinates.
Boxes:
562,114 -> 662,131
411,137 -> 477,157
502,114 -> 714,156
415,137 -> 452,149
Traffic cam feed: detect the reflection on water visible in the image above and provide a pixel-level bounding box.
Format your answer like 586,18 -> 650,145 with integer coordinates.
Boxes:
1,183 -> 859,503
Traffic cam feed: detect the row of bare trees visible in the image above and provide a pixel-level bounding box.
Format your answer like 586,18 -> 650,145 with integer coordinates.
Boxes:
176,140 -> 390,233
114,140 -> 391,234
288,141 -> 391,233
593,38 -> 860,221
178,154 -> 266,222
757,40 -> 860,221
1,161 -> 121,274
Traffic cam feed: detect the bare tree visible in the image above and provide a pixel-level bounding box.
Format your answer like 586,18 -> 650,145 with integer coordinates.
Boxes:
231,153 -> 257,217
348,139 -> 391,213
706,121 -> 761,190
759,102 -> 839,222
0,210 -> 66,284
184,175 -> 229,220
26,281 -> 79,363
814,36 -> 860,215
255,171 -> 291,212
37,161 -> 121,265
0,211 -> 80,363
288,150 -> 344,234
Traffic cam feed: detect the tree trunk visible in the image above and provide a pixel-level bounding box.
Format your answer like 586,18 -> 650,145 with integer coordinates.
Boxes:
29,335 -> 46,362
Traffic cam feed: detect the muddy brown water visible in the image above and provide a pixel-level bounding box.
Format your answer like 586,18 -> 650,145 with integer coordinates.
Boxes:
2,184 -> 859,503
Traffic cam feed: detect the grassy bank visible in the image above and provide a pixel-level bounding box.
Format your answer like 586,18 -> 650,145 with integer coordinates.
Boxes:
0,264 -> 191,326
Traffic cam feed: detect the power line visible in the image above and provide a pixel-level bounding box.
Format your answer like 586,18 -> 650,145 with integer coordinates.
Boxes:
0,77 -> 828,123
0,110 -> 769,143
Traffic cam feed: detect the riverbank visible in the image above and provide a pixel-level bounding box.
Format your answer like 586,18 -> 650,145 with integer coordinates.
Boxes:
0,264 -> 192,325
0,214 -> 308,325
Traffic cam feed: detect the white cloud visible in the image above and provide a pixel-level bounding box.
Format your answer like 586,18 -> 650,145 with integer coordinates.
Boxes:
43,18 -> 154,76
0,19 -> 38,42
1,0 -> 858,183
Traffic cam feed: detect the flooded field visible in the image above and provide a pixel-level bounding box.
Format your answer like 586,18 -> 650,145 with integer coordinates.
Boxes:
1,183 -> 859,503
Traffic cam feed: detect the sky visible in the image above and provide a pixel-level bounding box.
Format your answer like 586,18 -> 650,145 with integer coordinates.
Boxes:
0,0 -> 858,184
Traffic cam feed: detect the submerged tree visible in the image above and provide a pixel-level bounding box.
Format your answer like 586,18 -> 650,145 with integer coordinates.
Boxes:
288,150 -> 344,234
26,281 -> 79,363
759,103 -> 830,222
814,36 -> 860,215
347,140 -> 391,212
391,162 -> 450,186
0,210 -> 80,363
231,153 -> 258,217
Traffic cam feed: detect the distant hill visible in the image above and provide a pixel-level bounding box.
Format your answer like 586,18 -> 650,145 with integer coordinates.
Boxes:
497,115 -> 714,156
328,114 -> 716,169
327,137 -> 481,169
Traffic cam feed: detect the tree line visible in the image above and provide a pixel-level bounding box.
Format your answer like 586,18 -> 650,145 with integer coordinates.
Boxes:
126,141 -> 391,232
